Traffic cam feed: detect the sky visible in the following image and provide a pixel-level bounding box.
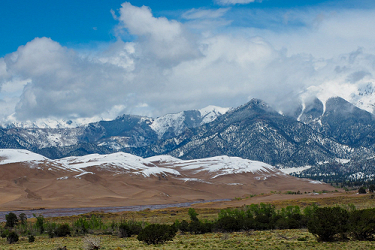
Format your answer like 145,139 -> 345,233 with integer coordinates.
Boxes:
1,0 -> 375,124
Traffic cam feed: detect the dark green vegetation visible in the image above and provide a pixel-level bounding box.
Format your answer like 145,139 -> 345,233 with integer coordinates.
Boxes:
137,224 -> 177,245
3,203 -> 375,246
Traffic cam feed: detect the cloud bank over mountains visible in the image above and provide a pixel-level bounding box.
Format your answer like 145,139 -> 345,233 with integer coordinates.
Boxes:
1,2 -> 375,124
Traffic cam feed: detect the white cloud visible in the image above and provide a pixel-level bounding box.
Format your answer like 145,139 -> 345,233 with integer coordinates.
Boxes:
117,2 -> 200,63
182,8 -> 230,20
233,8 -> 375,58
1,2 -> 375,125
215,0 -> 257,5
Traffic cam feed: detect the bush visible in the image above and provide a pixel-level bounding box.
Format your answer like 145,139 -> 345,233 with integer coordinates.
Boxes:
216,216 -> 243,232
34,214 -> 45,234
74,217 -> 89,235
118,223 -> 131,238
188,208 -> 199,222
118,220 -> 143,237
1,229 -> 9,238
19,213 -> 27,226
307,207 -> 349,241
5,213 -> 18,228
55,223 -> 71,237
359,187 -> 367,194
137,224 -> 177,245
28,235 -> 35,242
348,208 -> 375,240
178,220 -> 189,233
46,222 -> 57,238
7,231 -> 19,244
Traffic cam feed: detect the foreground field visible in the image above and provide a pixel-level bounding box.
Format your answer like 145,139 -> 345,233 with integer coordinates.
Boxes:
2,192 -> 375,249
1,229 -> 375,250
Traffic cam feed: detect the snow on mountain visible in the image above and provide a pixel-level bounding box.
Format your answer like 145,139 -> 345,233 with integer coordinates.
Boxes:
150,105 -> 229,139
150,112 -> 188,139
0,115 -> 106,129
199,105 -> 230,124
301,76 -> 375,115
279,166 -> 313,175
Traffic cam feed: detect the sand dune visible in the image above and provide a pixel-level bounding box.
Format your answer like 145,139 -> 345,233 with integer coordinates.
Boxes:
0,149 -> 336,211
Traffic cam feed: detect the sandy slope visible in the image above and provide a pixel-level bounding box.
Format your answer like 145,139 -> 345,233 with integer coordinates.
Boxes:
0,150 -> 336,211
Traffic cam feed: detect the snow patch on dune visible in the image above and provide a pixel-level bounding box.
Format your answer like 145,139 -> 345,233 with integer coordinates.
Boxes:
174,155 -> 276,178
57,152 -> 180,177
0,149 -> 48,165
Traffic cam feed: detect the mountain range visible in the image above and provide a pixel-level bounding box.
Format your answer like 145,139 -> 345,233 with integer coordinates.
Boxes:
0,96 -> 374,183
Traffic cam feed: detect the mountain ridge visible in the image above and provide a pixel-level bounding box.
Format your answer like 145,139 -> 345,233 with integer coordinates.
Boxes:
1,97 -> 375,183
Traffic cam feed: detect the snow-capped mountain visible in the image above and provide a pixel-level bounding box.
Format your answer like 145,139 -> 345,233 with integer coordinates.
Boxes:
1,98 -> 375,183
150,105 -> 229,139
0,105 -> 228,155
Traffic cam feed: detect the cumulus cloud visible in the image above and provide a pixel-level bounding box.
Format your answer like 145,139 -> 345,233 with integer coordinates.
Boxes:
1,37 -> 136,120
1,2 -> 375,124
116,2 -> 200,63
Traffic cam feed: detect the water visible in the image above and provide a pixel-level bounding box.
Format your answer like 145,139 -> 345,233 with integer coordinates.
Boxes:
0,199 -> 230,221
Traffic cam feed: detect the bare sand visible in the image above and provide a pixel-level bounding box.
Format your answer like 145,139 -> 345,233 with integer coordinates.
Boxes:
0,161 -> 337,212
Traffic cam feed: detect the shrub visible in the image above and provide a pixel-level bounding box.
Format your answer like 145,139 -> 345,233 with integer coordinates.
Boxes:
216,216 -> 243,232
55,223 -> 71,237
7,231 -> 19,244
1,229 -> 9,238
369,185 -> 375,193
46,222 -> 57,238
19,213 -> 27,226
178,220 -> 189,233
88,215 -> 103,230
28,235 -> 35,242
359,187 -> 367,194
188,208 -> 199,222
118,223 -> 131,238
34,214 -> 45,234
188,220 -> 212,234
348,208 -> 375,240
137,224 -> 177,245
118,220 -> 143,237
74,217 -> 89,235
307,207 -> 349,241
5,212 -> 18,228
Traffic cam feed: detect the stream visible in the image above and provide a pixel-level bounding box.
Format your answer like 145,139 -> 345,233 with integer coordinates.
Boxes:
0,199 -> 230,221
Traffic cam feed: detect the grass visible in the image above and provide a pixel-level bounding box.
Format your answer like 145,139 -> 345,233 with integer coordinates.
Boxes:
1,230 -> 375,249
2,193 -> 375,249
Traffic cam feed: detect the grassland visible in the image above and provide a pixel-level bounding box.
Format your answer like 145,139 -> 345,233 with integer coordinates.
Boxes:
1,229 -> 375,250
1,192 -> 375,250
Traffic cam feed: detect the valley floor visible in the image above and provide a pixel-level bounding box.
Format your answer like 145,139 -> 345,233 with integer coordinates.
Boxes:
1,229 -> 375,250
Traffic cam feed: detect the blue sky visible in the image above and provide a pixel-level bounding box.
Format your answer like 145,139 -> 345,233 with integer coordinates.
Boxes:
1,0 -> 375,124
2,0 -> 372,57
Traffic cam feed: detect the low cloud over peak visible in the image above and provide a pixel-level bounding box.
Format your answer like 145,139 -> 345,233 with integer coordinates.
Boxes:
1,2 -> 375,124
